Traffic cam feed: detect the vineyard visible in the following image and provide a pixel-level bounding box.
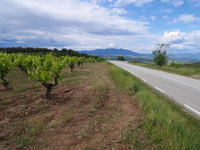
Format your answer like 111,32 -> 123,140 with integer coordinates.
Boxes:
1,52 -> 200,149
0,53 -> 146,150
0,52 -> 96,99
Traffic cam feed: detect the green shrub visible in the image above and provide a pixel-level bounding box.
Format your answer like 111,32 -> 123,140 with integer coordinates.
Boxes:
170,61 -> 180,68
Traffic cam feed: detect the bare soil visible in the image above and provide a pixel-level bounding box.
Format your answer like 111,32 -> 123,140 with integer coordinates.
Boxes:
0,62 -> 151,150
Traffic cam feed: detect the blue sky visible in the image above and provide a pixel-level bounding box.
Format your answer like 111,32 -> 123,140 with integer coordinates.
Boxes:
0,0 -> 200,53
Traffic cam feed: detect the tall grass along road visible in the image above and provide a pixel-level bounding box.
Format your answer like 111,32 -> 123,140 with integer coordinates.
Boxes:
109,60 -> 200,118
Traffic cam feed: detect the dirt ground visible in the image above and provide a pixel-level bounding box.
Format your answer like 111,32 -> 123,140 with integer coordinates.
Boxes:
0,62 -> 151,150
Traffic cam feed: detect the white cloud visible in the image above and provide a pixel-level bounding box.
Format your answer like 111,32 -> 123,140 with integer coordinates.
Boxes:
0,0 -> 150,48
108,43 -> 115,47
154,8 -> 173,13
156,30 -> 200,52
172,0 -> 184,7
110,8 -> 127,15
161,0 -> 170,2
113,0 -> 155,7
161,0 -> 184,7
141,15 -> 147,20
0,0 -> 199,53
158,30 -> 186,44
186,30 -> 200,43
163,15 -> 170,19
188,0 -> 200,6
151,16 -> 156,20
173,14 -> 200,23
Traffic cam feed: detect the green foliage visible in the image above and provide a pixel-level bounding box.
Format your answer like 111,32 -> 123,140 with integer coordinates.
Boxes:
119,122 -> 141,149
0,52 -> 97,99
133,60 -> 140,63
170,61 -> 180,68
0,47 -> 99,61
117,55 -> 125,61
0,52 -> 14,88
96,58 -> 106,62
28,54 -> 66,84
136,89 -> 200,149
16,135 -> 33,147
14,54 -> 36,74
25,54 -> 67,99
15,121 -> 44,147
0,53 -> 13,77
86,57 -> 96,63
133,82 -> 141,93
152,44 -> 169,67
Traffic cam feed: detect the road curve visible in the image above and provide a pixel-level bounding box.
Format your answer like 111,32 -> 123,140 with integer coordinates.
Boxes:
109,60 -> 200,118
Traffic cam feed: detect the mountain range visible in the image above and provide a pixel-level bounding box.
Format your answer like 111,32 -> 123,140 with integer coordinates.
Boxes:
79,48 -> 140,56
78,48 -> 200,59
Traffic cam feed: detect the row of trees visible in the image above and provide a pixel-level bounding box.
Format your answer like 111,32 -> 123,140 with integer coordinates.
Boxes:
0,52 -> 96,99
0,47 -> 51,53
0,47 -> 98,59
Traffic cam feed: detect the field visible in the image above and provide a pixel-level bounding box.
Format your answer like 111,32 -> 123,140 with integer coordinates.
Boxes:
0,61 -> 200,150
0,62 -> 152,149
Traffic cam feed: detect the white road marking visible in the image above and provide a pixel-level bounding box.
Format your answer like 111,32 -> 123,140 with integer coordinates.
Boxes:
155,87 -> 165,93
142,79 -> 147,82
133,65 -> 200,91
184,104 -> 200,116
110,61 -> 200,117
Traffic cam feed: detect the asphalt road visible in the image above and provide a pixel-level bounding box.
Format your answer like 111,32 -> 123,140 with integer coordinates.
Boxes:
109,60 -> 200,118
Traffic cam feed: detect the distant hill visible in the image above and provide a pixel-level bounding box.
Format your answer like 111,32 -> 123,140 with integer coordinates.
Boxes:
78,48 -> 140,56
169,53 -> 200,59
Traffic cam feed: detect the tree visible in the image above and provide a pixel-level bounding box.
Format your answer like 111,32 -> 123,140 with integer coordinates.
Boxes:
117,56 -> 125,61
152,44 -> 169,67
53,48 -> 58,52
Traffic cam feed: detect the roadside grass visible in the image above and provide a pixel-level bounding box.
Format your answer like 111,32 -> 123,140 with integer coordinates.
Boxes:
108,62 -> 200,150
131,62 -> 200,77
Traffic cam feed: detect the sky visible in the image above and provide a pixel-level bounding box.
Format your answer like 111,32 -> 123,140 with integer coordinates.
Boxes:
0,0 -> 200,54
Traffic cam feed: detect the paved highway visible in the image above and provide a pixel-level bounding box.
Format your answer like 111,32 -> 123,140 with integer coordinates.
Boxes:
109,60 -> 200,118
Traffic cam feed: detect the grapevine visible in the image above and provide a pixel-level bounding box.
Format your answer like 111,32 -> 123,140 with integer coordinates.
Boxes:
65,56 -> 78,71
0,52 -> 14,90
77,57 -> 85,67
28,54 -> 66,99
0,51 -> 97,99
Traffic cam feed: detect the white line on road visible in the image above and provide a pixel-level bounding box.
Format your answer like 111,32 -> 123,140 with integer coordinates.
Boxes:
155,87 -> 165,93
133,65 -> 200,91
142,79 -> 147,82
184,104 -> 200,116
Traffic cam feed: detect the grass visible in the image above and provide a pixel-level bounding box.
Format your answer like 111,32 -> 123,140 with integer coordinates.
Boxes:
16,135 -> 33,147
12,120 -> 45,147
119,121 -> 141,149
0,101 -> 12,105
62,107 -> 74,124
108,62 -> 200,150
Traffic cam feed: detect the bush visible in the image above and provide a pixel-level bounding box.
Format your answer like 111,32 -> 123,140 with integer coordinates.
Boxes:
117,56 -> 125,61
170,61 -> 180,68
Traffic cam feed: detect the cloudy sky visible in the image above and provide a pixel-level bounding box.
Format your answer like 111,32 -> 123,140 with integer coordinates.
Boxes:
0,0 -> 200,53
